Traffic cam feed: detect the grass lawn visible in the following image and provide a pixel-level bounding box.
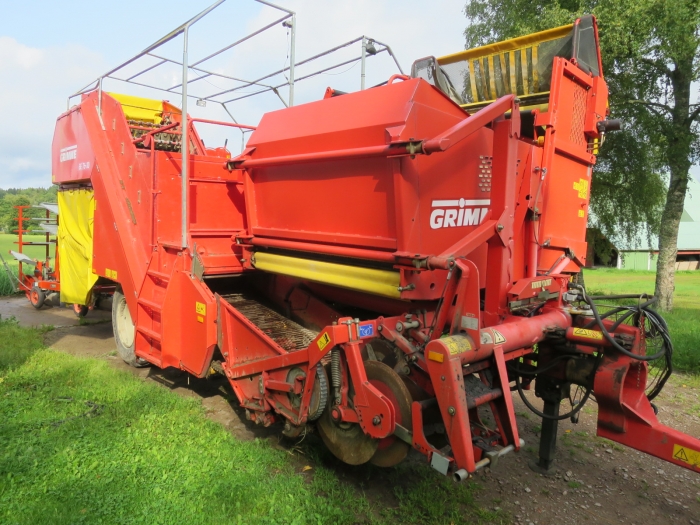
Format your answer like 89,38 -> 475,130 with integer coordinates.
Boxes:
0,319 -> 504,525
585,268 -> 700,373
0,233 -> 56,295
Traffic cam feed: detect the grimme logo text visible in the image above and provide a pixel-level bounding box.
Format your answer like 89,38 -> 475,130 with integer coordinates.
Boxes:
59,145 -> 78,162
430,199 -> 490,229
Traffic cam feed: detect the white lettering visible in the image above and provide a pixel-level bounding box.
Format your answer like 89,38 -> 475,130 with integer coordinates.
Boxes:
59,145 -> 78,163
429,198 -> 491,230
444,209 -> 458,227
430,209 -> 445,229
462,208 -> 481,226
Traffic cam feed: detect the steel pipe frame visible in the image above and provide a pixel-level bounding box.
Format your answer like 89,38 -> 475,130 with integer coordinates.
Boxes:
66,2 -> 404,249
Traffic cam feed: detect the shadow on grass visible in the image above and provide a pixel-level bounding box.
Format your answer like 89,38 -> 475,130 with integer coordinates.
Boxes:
0,317 -> 48,370
0,349 -> 507,525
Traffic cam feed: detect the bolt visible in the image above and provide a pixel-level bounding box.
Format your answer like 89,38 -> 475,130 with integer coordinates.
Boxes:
448,406 -> 456,416
441,375 -> 446,381
396,322 -> 404,332
372,416 -> 381,426
497,223 -> 504,232
378,325 -> 383,332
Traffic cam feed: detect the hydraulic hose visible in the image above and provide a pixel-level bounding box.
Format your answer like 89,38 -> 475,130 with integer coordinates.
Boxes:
574,286 -> 667,362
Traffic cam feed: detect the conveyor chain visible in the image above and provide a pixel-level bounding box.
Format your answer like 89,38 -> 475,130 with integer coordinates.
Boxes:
222,293 -> 318,352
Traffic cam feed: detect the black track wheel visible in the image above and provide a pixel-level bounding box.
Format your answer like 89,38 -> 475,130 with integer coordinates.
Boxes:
286,365 -> 328,422
29,286 -> 45,309
366,361 -> 413,467
112,288 -> 149,368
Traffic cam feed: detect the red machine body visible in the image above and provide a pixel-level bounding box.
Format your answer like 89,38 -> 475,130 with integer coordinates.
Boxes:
51,15 -> 700,477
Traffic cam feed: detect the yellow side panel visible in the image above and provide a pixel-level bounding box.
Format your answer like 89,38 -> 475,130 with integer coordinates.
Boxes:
57,189 -> 99,305
253,252 -> 401,299
109,92 -> 163,124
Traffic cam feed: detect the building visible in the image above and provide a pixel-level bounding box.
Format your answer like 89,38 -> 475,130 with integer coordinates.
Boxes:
615,177 -> 700,271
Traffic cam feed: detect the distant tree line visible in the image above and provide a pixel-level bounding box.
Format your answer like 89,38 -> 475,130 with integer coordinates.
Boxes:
0,186 -> 58,233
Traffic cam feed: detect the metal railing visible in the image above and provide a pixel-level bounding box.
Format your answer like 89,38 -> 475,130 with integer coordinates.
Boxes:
67,0 -> 403,250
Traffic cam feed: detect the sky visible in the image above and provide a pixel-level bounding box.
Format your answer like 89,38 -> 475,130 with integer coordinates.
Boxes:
0,0 -> 697,189
0,0 -> 468,189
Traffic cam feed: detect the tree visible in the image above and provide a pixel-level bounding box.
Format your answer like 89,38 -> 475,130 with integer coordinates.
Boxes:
0,186 -> 58,232
463,0 -> 700,311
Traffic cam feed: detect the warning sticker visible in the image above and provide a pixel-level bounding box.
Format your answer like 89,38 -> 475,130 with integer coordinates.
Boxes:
196,302 -> 207,316
445,337 -> 472,355
530,278 -> 552,290
672,444 -> 700,468
106,268 -> 118,280
317,332 -> 331,351
493,330 -> 506,345
578,209 -> 585,218
573,178 -> 589,199
572,328 -> 603,340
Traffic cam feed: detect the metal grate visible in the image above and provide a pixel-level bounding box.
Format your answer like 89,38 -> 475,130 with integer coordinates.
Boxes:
569,84 -> 587,147
222,293 -> 318,352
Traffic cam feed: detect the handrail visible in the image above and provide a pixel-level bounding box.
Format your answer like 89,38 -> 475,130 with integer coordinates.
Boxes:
188,118 -> 256,131
232,94 -> 519,169
131,122 -> 180,145
422,95 -> 517,154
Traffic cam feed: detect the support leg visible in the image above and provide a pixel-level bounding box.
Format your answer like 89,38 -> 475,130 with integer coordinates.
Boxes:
528,375 -> 568,475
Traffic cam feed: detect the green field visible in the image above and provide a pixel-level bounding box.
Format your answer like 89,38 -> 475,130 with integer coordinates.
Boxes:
0,233 -> 56,295
0,319 -> 503,525
585,268 -> 700,372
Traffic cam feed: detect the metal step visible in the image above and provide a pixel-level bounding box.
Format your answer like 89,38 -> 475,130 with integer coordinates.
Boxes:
464,374 -> 503,409
221,293 -> 318,352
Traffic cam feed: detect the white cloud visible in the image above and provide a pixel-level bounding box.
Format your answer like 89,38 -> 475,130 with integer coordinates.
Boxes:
0,37 -> 105,189
0,1 -> 469,188
0,37 -> 44,69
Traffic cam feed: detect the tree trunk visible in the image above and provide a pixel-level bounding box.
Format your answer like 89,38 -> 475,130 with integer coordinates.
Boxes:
654,61 -> 693,312
655,171 -> 687,311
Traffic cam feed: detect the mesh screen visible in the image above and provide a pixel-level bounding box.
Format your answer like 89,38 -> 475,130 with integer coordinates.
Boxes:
438,33 -> 573,106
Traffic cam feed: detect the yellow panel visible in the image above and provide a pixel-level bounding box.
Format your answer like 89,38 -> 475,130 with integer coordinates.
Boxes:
532,45 -> 539,92
109,92 -> 163,124
437,24 -> 573,65
487,55 -> 497,99
521,48 -> 530,95
508,52 -> 517,97
57,189 -> 99,305
253,252 -> 401,299
468,60 -> 479,102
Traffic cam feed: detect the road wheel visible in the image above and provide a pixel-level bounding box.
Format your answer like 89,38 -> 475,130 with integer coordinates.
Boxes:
73,304 -> 89,317
112,288 -> 149,368
29,286 -> 45,309
366,361 -> 413,467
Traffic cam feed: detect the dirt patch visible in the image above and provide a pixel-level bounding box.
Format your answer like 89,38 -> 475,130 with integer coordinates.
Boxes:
4,294 -> 698,523
0,295 -> 111,328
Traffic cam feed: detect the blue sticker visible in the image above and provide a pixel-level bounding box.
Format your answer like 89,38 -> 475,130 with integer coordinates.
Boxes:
359,324 -> 374,338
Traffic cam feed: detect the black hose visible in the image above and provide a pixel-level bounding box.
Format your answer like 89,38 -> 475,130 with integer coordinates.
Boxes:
573,285 -> 672,401
577,288 -> 667,362
514,373 -> 592,421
